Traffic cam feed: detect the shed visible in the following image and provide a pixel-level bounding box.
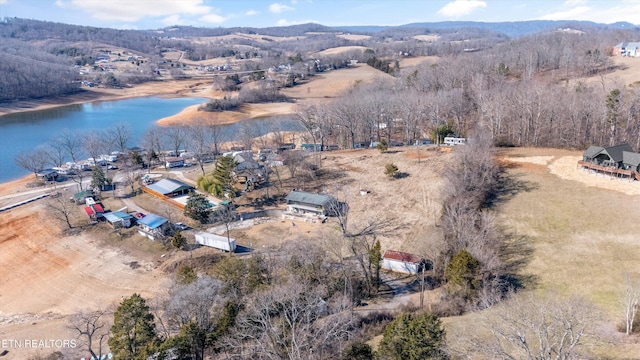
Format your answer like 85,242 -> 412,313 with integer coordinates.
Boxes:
146,178 -> 194,198
285,191 -> 336,216
137,213 -> 170,240
73,190 -> 94,204
104,211 -> 134,228
382,250 -> 426,274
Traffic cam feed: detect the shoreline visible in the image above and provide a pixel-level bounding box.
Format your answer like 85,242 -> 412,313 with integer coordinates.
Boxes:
0,79 -> 216,118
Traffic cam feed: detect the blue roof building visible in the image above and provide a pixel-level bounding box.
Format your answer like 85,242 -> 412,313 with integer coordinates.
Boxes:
137,213 -> 170,240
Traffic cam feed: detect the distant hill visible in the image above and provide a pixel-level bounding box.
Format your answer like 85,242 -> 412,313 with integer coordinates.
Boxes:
337,20 -> 639,38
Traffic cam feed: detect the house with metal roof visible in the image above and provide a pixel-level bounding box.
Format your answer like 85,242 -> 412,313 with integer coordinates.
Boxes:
104,211 -> 134,229
146,178 -> 194,198
137,213 -> 170,240
382,250 -> 428,274
284,190 -> 337,216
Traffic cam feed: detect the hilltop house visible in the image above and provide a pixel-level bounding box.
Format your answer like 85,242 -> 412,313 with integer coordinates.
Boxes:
613,42 -> 640,57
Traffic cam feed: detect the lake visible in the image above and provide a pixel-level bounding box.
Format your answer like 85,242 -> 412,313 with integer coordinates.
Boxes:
0,97 -> 302,183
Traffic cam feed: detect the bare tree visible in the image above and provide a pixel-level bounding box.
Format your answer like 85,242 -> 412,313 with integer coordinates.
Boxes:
15,147 -> 49,181
70,310 -> 110,360
56,130 -> 86,190
108,123 -> 132,154
187,121 -> 213,176
622,273 -> 640,335
141,125 -> 164,172
163,126 -> 187,159
45,193 -> 75,229
238,121 -> 258,151
230,278 -> 354,360
464,292 -> 603,360
210,203 -> 237,254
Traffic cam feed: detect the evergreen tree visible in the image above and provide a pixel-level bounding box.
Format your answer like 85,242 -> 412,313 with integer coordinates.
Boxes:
384,163 -> 399,178
172,231 -> 187,250
108,293 -> 158,360
369,240 -> 383,290
445,249 -> 481,292
184,192 -> 213,223
378,313 -> 447,360
209,156 -> 238,197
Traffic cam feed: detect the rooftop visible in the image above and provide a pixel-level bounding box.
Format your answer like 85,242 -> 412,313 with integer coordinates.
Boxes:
285,191 -> 333,207
138,213 -> 168,229
147,178 -> 194,195
383,250 -> 423,264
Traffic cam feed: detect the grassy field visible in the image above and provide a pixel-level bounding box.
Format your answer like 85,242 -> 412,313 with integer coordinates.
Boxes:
444,148 -> 640,357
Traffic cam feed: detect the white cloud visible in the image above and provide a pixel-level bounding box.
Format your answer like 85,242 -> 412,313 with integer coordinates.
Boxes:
539,6 -> 592,20
564,0 -> 587,4
200,13 -> 227,24
539,3 -> 640,23
269,3 -> 294,13
55,0 -> 211,22
437,0 -> 487,18
246,10 -> 258,16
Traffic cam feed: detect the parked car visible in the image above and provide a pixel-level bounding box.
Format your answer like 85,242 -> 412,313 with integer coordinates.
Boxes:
174,222 -> 189,230
107,165 -> 118,170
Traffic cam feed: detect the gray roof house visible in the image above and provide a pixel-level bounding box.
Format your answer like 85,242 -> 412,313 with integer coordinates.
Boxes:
582,143 -> 633,167
285,191 -> 337,216
146,178 -> 194,198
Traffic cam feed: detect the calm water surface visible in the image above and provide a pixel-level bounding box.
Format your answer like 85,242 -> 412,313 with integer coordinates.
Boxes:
0,97 -> 301,183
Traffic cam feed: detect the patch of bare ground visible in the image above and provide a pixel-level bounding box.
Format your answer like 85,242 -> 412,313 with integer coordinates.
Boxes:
315,46 -> 370,57
398,55 -> 439,68
572,56 -> 640,88
0,201 -> 170,359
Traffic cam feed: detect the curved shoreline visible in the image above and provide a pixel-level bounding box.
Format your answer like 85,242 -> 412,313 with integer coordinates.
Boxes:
0,79 -> 216,118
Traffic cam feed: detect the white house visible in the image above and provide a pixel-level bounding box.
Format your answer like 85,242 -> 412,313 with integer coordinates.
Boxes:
382,250 -> 425,274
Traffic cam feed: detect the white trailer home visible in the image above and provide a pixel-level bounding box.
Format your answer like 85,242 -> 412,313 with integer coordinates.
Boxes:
195,232 -> 237,252
444,137 -> 466,146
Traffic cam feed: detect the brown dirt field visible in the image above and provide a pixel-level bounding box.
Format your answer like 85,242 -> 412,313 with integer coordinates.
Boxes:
282,64 -> 395,99
573,56 -> 640,88
398,56 -> 439,68
315,46 -> 370,57
0,203 -> 170,359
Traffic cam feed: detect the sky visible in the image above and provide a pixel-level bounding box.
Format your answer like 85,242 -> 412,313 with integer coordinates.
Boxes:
0,0 -> 638,30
